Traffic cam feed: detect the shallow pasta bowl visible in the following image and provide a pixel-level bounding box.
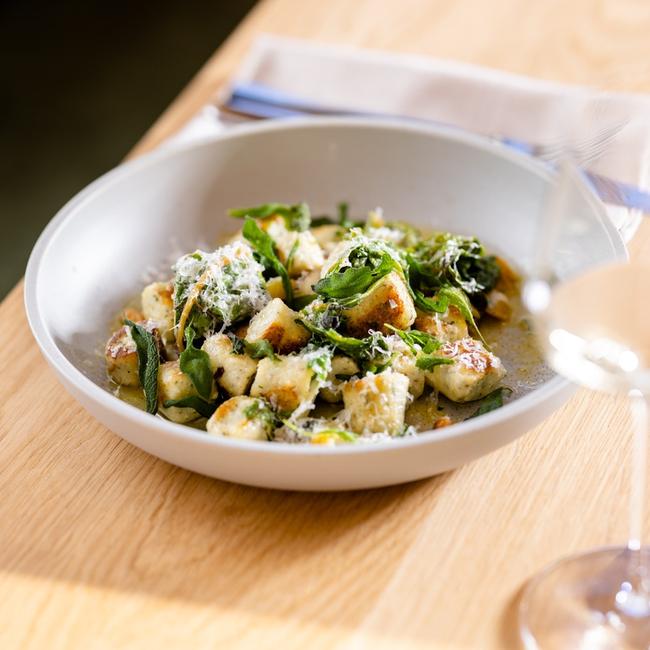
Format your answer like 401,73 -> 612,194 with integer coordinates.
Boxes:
24,118 -> 625,491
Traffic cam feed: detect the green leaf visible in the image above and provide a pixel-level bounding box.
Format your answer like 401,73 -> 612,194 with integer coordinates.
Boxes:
228,335 -> 277,361
384,325 -> 442,354
304,346 -> 333,383
439,286 -> 486,346
243,398 -> 277,432
337,202 -> 352,228
242,217 -> 294,305
314,238 -> 408,305
299,319 -> 391,372
311,203 -> 362,229
311,215 -> 336,227
468,387 -> 512,419
413,285 -> 487,346
313,251 -> 398,302
285,239 -> 299,276
457,255 -> 501,295
229,202 -> 311,232
299,321 -> 363,355
415,355 -> 454,371
163,396 -> 217,419
179,325 -> 213,400
384,325 -> 451,371
407,232 -> 500,295
125,320 -> 159,414
412,288 -> 447,314
244,339 -> 277,360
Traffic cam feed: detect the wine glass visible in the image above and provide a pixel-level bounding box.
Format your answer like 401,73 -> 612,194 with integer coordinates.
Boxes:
518,113 -> 650,646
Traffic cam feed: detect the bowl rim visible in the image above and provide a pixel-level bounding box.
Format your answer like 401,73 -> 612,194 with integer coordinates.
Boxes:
23,116 -> 626,457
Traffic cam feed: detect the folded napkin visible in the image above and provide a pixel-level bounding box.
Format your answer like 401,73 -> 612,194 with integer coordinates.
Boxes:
168,35 -> 650,239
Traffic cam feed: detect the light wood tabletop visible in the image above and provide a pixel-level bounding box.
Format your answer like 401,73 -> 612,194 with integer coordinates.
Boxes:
2,0 -> 650,648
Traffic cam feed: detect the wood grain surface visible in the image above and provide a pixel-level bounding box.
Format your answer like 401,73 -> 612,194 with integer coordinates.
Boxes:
2,1 -> 650,648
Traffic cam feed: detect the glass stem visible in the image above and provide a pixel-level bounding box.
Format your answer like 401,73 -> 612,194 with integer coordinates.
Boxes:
618,389 -> 650,617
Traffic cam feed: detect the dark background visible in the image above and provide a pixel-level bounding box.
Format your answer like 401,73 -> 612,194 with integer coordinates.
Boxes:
1,0 -> 257,299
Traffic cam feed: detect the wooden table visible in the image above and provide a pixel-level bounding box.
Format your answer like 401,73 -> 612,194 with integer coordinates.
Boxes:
2,1 -> 650,648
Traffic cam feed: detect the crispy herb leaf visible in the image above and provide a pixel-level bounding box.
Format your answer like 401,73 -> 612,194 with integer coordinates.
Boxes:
468,387 -> 513,419
163,396 -> 217,419
125,319 -> 159,414
179,325 -> 213,400
229,202 -> 311,232
242,217 -> 293,304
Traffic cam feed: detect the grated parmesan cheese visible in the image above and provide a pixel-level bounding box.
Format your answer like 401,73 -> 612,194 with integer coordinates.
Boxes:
173,241 -> 270,329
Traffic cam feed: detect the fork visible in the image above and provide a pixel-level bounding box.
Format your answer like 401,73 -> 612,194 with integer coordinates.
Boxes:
222,82 -> 650,212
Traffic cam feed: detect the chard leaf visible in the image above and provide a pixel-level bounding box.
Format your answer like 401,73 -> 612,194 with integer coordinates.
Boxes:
125,319 -> 159,414
243,217 -> 293,305
163,396 -> 217,419
244,339 -> 277,360
468,387 -> 513,419
179,325 -> 213,400
229,202 -> 311,232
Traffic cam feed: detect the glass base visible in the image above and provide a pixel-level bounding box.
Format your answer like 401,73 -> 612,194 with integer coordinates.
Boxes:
519,546 -> 650,649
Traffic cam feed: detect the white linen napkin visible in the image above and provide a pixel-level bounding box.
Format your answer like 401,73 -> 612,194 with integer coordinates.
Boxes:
167,35 -> 650,238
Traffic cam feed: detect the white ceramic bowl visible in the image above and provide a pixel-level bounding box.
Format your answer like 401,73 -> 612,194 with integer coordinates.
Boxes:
24,118 -> 625,490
